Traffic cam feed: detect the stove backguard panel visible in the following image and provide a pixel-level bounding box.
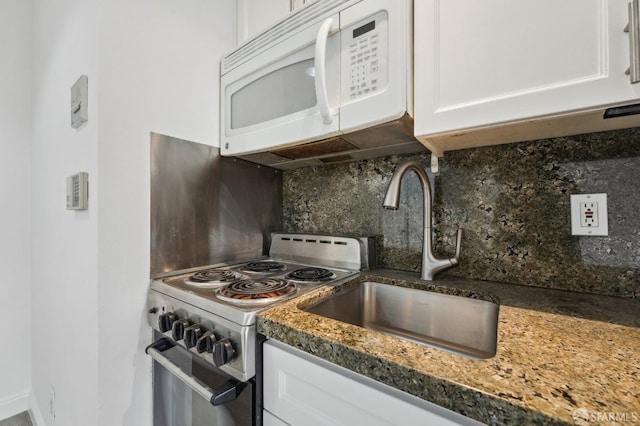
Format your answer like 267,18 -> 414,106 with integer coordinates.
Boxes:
150,133 -> 283,276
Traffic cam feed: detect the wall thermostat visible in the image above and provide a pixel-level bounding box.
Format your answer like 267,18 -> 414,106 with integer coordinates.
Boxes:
67,172 -> 88,210
71,75 -> 88,128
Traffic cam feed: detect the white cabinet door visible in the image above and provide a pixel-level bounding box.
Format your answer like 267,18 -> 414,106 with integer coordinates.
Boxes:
291,0 -> 315,10
414,0 -> 640,155
236,0 -> 291,45
263,340 -> 483,426
263,410 -> 289,426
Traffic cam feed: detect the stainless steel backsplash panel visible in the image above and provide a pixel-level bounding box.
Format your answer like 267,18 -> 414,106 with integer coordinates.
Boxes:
150,133 -> 282,277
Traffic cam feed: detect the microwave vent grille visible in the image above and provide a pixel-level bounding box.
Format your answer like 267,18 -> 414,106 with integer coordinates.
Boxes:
223,0 -> 351,74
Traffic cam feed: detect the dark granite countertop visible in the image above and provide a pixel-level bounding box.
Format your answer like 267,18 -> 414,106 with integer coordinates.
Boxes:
257,270 -> 640,425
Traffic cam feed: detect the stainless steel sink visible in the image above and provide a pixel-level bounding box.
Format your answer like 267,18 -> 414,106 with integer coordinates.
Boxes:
305,281 -> 499,359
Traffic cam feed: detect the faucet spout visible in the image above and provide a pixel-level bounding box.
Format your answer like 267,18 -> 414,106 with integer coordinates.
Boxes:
383,160 -> 461,281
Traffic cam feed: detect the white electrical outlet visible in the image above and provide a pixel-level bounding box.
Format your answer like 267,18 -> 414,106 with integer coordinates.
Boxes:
570,193 -> 608,236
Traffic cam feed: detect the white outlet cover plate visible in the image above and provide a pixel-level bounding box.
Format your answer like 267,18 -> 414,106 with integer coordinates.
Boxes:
570,193 -> 608,236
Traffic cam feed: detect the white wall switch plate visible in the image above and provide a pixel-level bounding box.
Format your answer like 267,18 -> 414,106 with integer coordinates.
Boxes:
570,193 -> 608,236
71,75 -> 88,128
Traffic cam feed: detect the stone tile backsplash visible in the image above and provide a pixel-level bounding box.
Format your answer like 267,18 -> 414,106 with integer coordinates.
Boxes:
282,128 -> 640,298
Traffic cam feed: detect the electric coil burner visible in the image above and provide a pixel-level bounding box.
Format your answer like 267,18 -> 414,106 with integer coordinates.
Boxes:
242,261 -> 286,273
285,267 -> 336,283
147,233 -> 374,383
185,269 -> 244,285
217,278 -> 296,304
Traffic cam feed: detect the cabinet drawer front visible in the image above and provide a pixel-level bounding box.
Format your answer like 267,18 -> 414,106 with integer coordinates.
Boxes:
263,341 -> 483,425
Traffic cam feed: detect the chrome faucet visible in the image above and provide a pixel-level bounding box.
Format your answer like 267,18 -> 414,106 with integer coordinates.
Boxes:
382,160 -> 462,280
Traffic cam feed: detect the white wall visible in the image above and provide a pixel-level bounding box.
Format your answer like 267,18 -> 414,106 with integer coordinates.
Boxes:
26,0 -> 235,426
27,1 -> 234,424
96,1 -> 234,425
0,0 -> 32,420
31,0 -> 100,424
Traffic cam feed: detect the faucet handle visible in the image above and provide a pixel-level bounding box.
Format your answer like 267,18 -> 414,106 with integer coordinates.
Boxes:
452,228 -> 462,265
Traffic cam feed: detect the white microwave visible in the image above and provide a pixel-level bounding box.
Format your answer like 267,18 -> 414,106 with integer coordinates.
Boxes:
220,0 -> 424,169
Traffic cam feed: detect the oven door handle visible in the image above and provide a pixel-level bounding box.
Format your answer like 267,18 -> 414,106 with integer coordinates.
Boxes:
145,338 -> 248,406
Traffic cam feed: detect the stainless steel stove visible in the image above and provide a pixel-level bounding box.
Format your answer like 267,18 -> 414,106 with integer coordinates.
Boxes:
146,233 -> 374,386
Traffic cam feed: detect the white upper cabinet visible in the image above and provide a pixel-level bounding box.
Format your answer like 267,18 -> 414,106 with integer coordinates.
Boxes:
236,0 -> 314,45
236,0 -> 290,45
414,0 -> 640,155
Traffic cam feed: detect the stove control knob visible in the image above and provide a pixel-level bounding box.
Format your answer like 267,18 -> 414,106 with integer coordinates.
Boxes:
184,324 -> 203,349
196,331 -> 216,354
158,312 -> 176,333
172,319 -> 190,341
213,339 -> 236,367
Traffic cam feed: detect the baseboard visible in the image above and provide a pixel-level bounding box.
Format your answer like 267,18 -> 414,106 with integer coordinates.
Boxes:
0,391 -> 29,422
28,392 -> 46,426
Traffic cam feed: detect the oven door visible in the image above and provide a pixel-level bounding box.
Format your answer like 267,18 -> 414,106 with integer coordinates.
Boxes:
221,14 -> 340,157
147,337 -> 254,426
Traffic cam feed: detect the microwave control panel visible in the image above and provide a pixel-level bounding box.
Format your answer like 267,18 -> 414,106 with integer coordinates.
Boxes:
342,11 -> 388,102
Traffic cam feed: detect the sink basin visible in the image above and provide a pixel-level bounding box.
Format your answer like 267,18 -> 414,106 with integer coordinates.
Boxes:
305,281 -> 499,359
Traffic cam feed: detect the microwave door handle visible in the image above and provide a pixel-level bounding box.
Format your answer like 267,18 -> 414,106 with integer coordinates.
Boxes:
314,17 -> 334,125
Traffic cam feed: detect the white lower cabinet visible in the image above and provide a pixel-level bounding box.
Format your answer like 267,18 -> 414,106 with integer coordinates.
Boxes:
263,410 -> 289,426
262,340 -> 484,426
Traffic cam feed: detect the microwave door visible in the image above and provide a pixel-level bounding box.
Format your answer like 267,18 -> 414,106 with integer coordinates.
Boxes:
221,15 -> 340,157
